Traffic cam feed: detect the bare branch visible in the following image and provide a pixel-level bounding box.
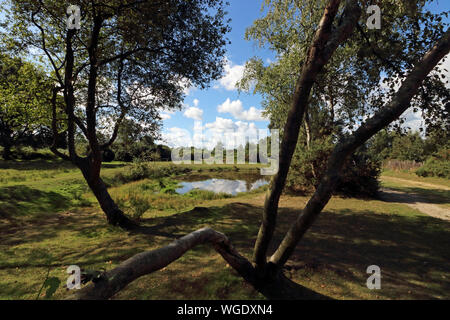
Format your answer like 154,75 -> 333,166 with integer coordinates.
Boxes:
66,228 -> 255,300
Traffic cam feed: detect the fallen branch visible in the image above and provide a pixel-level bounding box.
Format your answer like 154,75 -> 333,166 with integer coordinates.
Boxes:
66,228 -> 256,300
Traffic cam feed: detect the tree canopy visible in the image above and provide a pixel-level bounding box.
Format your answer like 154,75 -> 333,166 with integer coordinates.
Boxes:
0,53 -> 55,159
0,0 -> 231,226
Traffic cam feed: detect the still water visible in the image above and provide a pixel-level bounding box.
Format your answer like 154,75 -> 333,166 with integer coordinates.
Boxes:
176,178 -> 269,196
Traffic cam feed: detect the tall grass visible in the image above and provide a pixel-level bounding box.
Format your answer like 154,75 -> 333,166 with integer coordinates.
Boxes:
109,178 -> 236,219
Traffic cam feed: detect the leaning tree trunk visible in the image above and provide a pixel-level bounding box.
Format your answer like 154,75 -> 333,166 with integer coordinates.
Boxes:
78,160 -> 136,229
66,227 -> 328,300
253,0 -> 362,275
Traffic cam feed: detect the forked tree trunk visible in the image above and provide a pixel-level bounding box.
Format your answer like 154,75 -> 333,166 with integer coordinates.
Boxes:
253,0 -> 362,274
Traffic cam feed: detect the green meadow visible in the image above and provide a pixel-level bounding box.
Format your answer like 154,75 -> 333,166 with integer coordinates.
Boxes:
0,160 -> 449,300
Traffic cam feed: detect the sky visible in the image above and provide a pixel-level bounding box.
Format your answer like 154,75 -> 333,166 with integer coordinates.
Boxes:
158,0 -> 273,149
1,1 -> 448,148
159,0 -> 450,149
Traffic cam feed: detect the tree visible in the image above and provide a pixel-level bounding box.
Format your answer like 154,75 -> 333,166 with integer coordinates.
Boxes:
0,53 -> 54,159
237,0 -> 448,196
390,131 -> 426,162
65,1 -> 450,299
1,0 -> 230,227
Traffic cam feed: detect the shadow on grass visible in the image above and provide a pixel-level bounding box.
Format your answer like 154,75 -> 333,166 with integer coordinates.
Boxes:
2,191 -> 449,299
0,159 -> 74,171
0,185 -> 71,220
379,186 -> 449,206
134,202 -> 450,299
102,163 -> 129,169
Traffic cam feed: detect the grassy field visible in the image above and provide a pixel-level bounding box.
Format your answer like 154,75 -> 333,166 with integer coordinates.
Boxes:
381,169 -> 450,209
0,161 -> 449,300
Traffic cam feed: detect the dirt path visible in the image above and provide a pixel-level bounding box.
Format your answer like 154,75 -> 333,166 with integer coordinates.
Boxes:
379,176 -> 450,221
381,176 -> 450,191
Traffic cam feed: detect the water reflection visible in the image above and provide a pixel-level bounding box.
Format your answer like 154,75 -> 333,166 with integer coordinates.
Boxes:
176,178 -> 269,196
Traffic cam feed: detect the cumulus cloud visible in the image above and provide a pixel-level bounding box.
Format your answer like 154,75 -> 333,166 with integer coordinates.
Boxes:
402,107 -> 425,133
183,107 -> 204,121
201,117 -> 263,149
162,127 -> 192,148
160,113 -> 172,120
215,59 -> 245,91
163,117 -> 270,150
193,99 -> 200,107
217,98 -> 267,121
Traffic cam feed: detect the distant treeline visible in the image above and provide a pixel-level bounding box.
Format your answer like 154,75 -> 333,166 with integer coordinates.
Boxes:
368,129 -> 449,178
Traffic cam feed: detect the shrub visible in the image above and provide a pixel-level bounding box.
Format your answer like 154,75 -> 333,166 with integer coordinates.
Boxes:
286,136 -> 381,198
416,149 -> 450,179
110,162 -> 193,185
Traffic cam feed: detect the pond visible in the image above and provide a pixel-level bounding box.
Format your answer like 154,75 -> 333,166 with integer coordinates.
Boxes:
176,178 -> 269,196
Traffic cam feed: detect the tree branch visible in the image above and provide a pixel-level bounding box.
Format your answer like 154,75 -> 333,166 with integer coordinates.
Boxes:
269,28 -> 450,269
253,0 -> 361,273
66,227 -> 256,300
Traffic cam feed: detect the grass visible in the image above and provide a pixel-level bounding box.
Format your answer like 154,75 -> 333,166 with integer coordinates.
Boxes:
381,169 -> 450,209
0,160 -> 449,300
382,169 -> 450,188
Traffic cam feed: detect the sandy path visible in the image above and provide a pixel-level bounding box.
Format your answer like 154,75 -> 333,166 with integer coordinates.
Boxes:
379,176 -> 450,221
381,176 -> 450,191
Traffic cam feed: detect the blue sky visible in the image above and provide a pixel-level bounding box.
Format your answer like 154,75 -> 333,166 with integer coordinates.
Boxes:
159,0 -> 273,148
1,1 -> 448,147
159,0 -> 450,148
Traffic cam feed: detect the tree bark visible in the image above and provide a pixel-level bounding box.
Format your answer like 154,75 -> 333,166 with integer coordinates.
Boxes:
63,4 -> 450,302
78,160 -> 136,228
66,228 -> 256,300
253,0 -> 362,274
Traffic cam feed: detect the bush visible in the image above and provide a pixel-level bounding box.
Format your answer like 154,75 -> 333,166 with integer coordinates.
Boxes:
110,162 -> 192,185
286,136 -> 381,198
416,149 -> 450,178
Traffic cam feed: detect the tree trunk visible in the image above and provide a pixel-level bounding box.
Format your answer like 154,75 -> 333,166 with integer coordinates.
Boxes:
2,142 -> 12,160
79,161 -> 136,229
253,0 -> 362,273
269,27 -> 450,270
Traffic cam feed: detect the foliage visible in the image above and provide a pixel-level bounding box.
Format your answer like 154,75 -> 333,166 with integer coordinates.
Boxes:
1,0 -> 231,148
286,132 -> 381,197
239,0 -> 449,197
416,148 -> 450,178
368,128 -> 449,165
0,53 -> 57,159
390,132 -> 426,162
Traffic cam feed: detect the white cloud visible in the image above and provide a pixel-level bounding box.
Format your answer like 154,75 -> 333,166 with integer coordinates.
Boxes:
160,113 -> 172,120
202,117 -> 263,149
162,127 -> 192,148
217,98 -> 267,121
437,54 -> 450,88
183,107 -> 204,121
162,117 -> 270,150
402,107 -> 425,133
216,59 -> 245,91
193,99 -> 199,107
